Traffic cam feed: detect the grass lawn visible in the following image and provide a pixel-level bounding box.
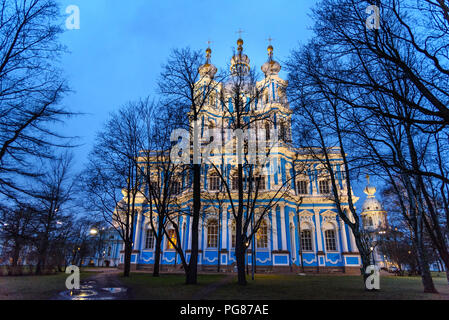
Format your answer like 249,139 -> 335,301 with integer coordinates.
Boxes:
0,271 -> 93,300
120,273 -> 227,300
1,271 -> 448,300
121,272 -> 449,300
208,274 -> 449,300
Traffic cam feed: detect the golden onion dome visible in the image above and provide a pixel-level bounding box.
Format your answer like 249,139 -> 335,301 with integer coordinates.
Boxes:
230,38 -> 250,75
199,47 -> 217,78
262,44 -> 281,77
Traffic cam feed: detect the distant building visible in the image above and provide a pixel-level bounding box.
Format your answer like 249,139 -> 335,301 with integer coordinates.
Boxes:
361,175 -> 388,268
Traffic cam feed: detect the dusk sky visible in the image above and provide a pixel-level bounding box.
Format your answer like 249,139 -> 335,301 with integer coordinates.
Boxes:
56,0 -> 367,199
58,0 -> 316,163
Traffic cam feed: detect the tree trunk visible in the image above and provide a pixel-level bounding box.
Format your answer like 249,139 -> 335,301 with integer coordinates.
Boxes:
235,240 -> 247,285
35,241 -> 48,275
414,238 -> 438,293
123,242 -> 132,277
153,231 -> 163,277
186,164 -> 201,285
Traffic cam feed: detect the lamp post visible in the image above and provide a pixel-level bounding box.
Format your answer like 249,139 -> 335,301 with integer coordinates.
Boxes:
89,227 -> 105,266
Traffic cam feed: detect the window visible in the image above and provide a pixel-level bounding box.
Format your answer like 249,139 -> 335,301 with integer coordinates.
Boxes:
319,180 -> 330,194
300,229 -> 313,251
232,176 -> 239,191
209,175 -> 220,191
145,229 -> 155,250
256,220 -> 268,249
250,176 -> 265,191
265,122 -> 270,141
280,122 -> 287,141
364,216 -> 373,227
171,181 -> 181,195
207,219 -> 219,248
166,229 -> 177,250
325,230 -> 337,251
297,180 -> 308,195
256,176 -> 265,191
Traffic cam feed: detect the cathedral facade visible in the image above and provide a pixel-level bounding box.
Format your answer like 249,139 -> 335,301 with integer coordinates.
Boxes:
114,39 -> 387,274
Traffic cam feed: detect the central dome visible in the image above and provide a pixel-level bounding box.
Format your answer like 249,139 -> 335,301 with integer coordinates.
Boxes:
261,45 -> 281,76
230,38 -> 250,75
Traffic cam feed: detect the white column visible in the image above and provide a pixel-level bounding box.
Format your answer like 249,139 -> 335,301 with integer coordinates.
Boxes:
314,209 -> 323,251
349,229 -> 358,252
188,215 -> 192,250
280,205 -> 287,250
134,212 -> 142,250
271,209 -> 278,251
340,220 -> 348,253
221,209 -> 227,249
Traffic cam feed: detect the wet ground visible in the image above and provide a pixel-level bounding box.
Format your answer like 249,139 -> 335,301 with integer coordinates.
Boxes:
55,270 -> 131,300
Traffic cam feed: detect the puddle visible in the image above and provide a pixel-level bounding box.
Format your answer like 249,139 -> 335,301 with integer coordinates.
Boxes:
101,287 -> 127,294
56,281 -> 128,300
59,289 -> 98,300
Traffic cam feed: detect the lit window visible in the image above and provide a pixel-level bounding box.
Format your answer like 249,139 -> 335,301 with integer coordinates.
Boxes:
319,180 -> 330,194
256,220 -> 268,249
166,229 -> 177,250
297,180 -> 308,195
300,229 -> 313,251
325,230 -> 337,251
207,219 -> 219,248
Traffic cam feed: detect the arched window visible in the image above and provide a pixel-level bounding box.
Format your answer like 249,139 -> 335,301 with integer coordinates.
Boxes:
209,174 -> 220,191
207,219 -> 219,248
166,229 -> 177,250
231,176 -> 239,191
256,220 -> 268,249
364,216 -> 373,227
265,122 -> 270,141
300,229 -> 313,252
297,180 -> 308,195
145,228 -> 155,250
325,229 -> 337,251
280,121 -> 286,141
319,180 -> 330,194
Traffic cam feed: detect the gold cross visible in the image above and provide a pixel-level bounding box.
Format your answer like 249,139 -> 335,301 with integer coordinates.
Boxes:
267,36 -> 274,45
236,28 -> 245,38
207,40 -> 213,48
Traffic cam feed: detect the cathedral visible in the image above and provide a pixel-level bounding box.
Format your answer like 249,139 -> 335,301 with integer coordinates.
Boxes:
112,38 -> 387,274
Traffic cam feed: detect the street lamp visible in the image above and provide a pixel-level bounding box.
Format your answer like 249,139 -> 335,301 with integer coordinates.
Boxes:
89,227 -> 99,236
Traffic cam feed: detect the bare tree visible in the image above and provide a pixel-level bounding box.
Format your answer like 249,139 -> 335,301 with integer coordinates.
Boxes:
82,102 -> 143,277
32,152 -> 75,275
157,47 -> 224,284
0,204 -> 36,272
286,0 -> 448,293
0,0 -> 72,199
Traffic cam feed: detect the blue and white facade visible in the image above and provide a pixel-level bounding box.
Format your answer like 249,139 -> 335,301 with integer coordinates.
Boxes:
115,39 -> 363,273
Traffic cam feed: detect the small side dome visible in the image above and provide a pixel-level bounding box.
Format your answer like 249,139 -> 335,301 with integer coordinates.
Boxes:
199,47 -> 217,78
261,44 -> 281,76
362,175 -> 384,212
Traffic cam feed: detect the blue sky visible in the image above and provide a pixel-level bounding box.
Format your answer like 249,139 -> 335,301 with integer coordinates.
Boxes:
56,0 -> 370,202
57,0 -> 317,166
